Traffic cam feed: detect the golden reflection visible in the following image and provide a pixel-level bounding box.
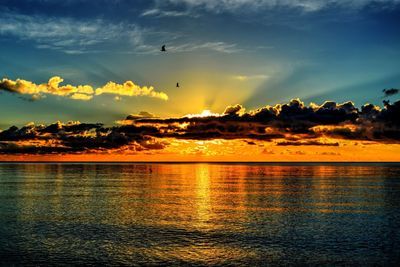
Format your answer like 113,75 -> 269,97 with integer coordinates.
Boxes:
194,164 -> 211,229
8,163 -> 391,264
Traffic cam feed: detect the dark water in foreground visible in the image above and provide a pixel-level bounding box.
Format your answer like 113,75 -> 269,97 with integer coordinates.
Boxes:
0,163 -> 400,266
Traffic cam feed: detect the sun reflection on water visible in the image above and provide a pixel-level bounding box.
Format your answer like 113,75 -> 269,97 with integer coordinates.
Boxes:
194,164 -> 211,229
2,163 -> 398,265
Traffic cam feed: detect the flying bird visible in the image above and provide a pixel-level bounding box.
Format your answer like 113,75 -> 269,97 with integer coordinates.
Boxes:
382,88 -> 399,97
161,45 -> 166,52
176,82 -> 180,88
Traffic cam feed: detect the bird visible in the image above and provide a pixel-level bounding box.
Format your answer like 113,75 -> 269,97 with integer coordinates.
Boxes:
176,82 -> 180,88
161,45 -> 166,52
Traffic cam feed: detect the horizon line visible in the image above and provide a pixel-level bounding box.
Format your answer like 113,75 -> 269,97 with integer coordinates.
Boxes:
0,161 -> 399,165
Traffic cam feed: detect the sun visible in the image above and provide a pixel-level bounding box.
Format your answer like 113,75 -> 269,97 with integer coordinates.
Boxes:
185,109 -> 220,118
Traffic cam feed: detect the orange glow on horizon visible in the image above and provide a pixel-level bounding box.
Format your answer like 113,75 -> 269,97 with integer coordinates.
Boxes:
0,138 -> 399,162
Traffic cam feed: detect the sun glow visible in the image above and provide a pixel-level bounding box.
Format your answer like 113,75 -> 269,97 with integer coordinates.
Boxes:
184,109 -> 220,118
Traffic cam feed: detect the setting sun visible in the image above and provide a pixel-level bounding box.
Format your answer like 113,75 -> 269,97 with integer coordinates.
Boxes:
185,109 -> 220,118
1,1 -> 400,266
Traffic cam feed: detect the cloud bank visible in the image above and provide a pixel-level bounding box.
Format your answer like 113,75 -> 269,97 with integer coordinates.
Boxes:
0,98 -> 399,154
0,76 -> 168,101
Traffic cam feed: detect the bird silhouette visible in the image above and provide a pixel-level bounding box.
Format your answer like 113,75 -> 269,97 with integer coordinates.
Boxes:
161,45 -> 166,52
176,82 -> 180,88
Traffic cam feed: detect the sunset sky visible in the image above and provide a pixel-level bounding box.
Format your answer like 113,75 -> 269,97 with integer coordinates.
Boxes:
0,0 -> 399,161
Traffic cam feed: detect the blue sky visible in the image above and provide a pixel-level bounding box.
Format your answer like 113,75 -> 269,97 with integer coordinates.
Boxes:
0,0 -> 399,127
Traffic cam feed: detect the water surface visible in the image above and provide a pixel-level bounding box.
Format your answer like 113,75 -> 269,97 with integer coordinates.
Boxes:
0,163 -> 399,266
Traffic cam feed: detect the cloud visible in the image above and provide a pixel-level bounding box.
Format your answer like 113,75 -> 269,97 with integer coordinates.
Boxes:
0,12 -> 144,54
0,11 -> 180,55
0,76 -> 168,101
277,141 -> 340,146
167,42 -> 240,53
95,81 -> 168,100
1,98 -> 399,154
223,104 -> 246,116
70,93 -> 94,101
0,11 -> 240,55
0,76 -> 94,100
126,111 -> 156,120
383,88 -> 399,97
0,121 -> 166,154
233,74 -> 269,81
159,0 -> 400,13
123,98 -> 400,142
0,141 -> 75,154
141,8 -> 192,17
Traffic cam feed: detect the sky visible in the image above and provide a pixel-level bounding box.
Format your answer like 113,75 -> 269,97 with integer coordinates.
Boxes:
0,0 -> 399,161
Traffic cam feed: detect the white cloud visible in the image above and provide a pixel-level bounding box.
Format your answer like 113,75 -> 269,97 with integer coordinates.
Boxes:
168,42 -> 240,53
0,12 -> 148,54
0,11 -> 240,55
158,0 -> 400,13
120,41 -> 240,55
141,8 -> 193,17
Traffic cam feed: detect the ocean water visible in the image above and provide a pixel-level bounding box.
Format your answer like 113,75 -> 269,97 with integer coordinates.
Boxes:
0,163 -> 399,266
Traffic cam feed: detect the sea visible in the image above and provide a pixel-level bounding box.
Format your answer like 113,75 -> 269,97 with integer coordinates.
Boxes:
0,163 -> 399,266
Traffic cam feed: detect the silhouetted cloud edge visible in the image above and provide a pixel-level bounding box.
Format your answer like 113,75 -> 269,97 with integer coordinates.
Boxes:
0,98 -> 399,154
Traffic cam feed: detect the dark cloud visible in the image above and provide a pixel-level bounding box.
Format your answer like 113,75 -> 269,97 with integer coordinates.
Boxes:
383,88 -> 399,97
0,121 -> 165,154
0,142 -> 76,154
126,111 -> 156,120
129,98 -> 399,142
223,104 -> 245,116
277,141 -> 339,146
0,98 -> 399,154
0,125 -> 37,141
